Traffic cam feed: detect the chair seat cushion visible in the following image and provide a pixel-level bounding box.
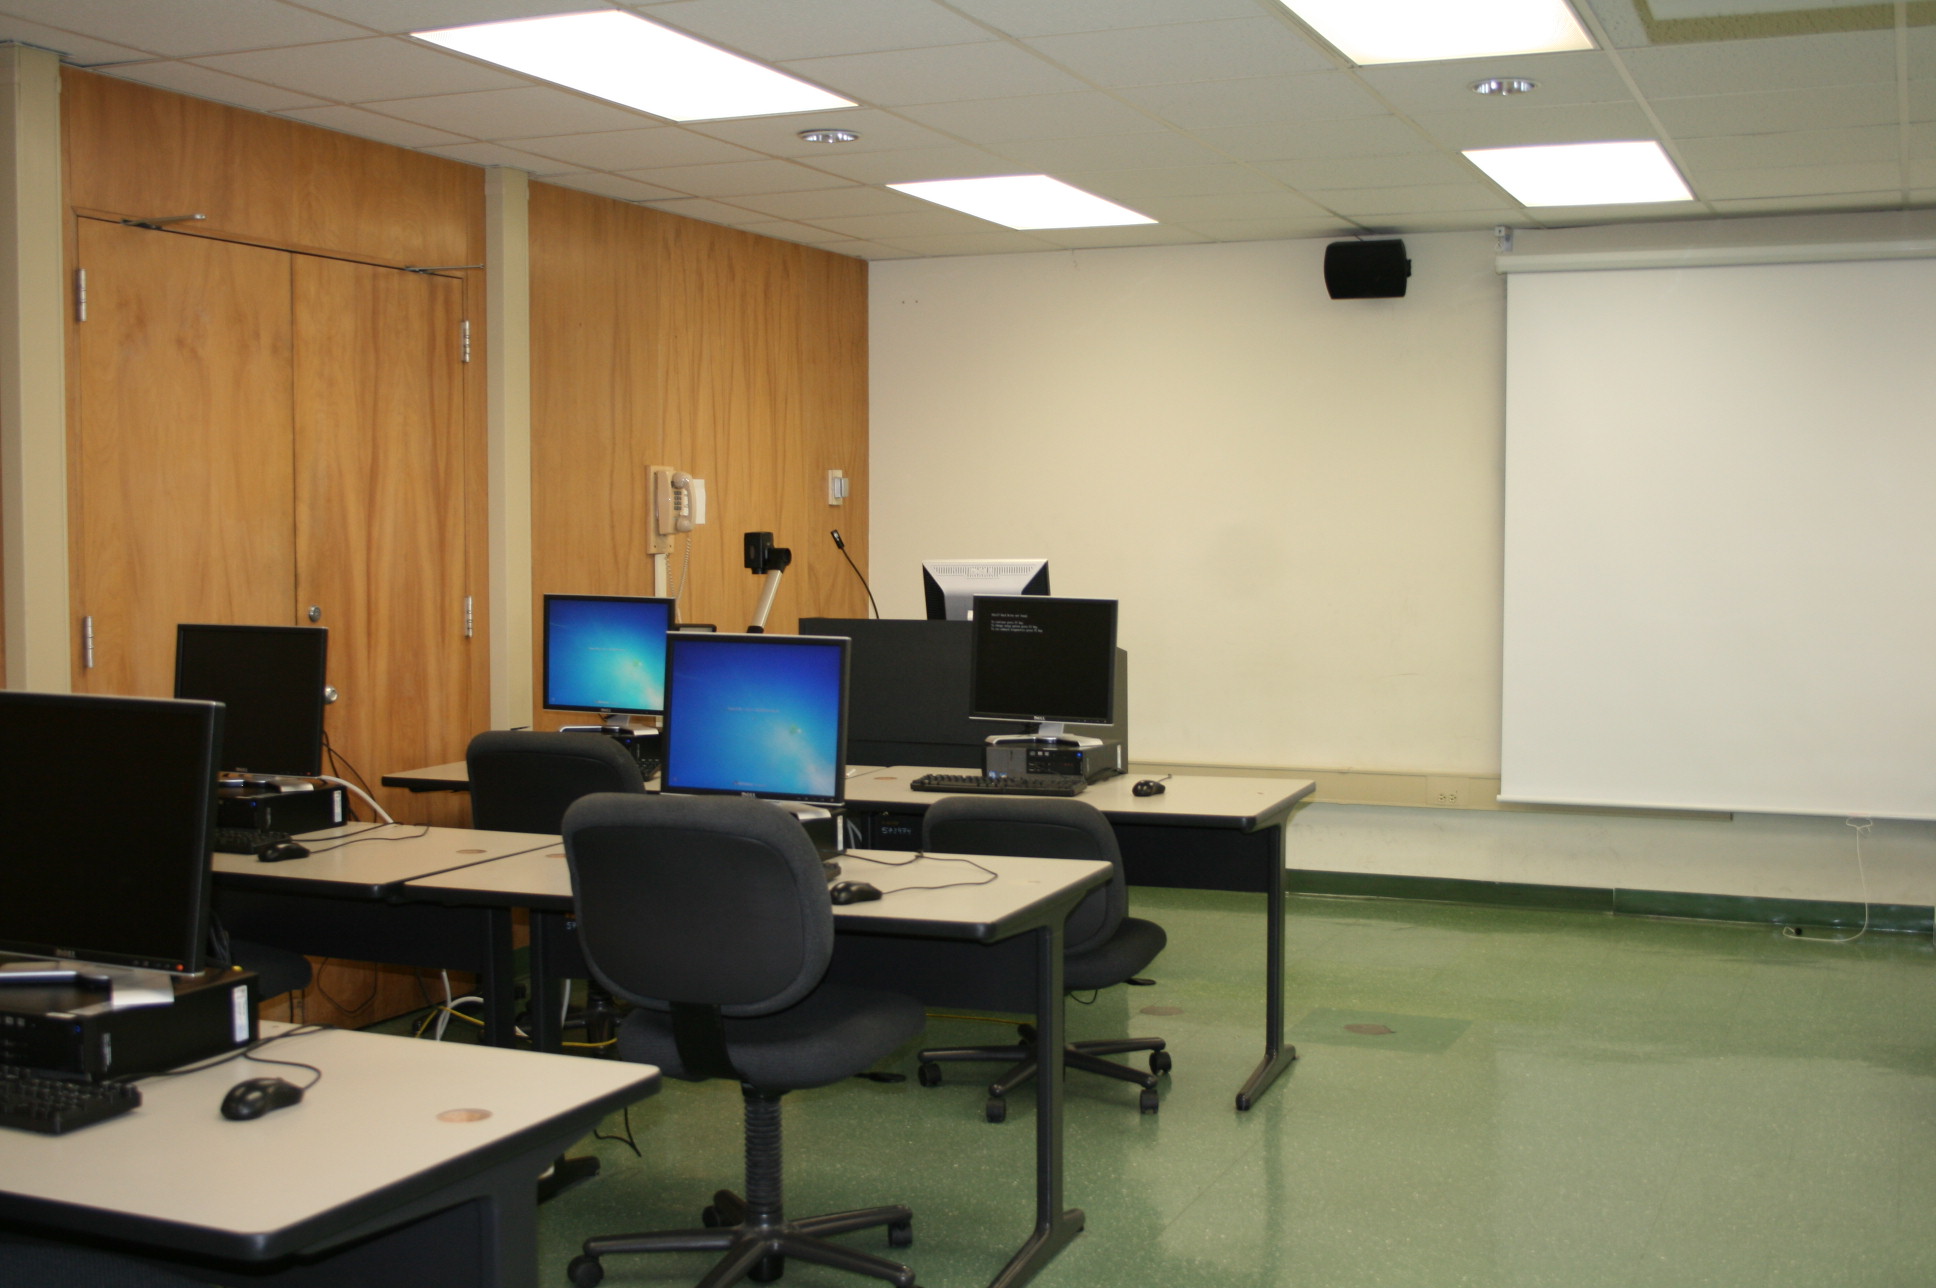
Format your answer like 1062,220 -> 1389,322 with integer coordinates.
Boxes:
1064,917 -> 1166,993
617,981 -> 925,1092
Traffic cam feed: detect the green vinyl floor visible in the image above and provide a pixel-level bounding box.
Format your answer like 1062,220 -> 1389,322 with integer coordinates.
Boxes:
409,888 -> 1936,1288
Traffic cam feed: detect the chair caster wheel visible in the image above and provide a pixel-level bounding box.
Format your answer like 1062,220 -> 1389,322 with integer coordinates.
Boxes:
889,1218 -> 915,1248
701,1205 -> 723,1227
749,1252 -> 785,1283
985,1096 -> 1007,1123
1150,1049 -> 1172,1076
917,1061 -> 943,1088
567,1254 -> 604,1287
1015,1023 -> 1036,1044
1140,1088 -> 1159,1114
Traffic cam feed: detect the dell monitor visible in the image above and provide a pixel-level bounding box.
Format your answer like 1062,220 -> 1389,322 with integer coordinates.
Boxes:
542,593 -> 675,733
0,691 -> 223,976
174,623 -> 329,780
923,558 -> 1049,621
970,596 -> 1118,740
659,632 -> 849,806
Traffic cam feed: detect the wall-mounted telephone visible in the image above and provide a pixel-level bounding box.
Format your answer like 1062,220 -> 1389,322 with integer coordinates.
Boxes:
649,466 -> 707,554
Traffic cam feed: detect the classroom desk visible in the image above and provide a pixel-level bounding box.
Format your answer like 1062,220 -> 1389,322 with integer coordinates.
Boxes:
842,769 -> 1316,1111
211,824 -> 555,1047
405,847 -> 1110,1288
0,1024 -> 658,1288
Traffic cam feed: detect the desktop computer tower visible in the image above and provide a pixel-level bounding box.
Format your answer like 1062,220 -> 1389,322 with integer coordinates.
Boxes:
217,782 -> 348,834
0,967 -> 257,1081
984,736 -> 1125,782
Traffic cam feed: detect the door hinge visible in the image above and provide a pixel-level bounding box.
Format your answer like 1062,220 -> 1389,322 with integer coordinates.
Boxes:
460,319 -> 471,363
74,268 -> 86,322
463,595 -> 474,639
81,615 -> 95,669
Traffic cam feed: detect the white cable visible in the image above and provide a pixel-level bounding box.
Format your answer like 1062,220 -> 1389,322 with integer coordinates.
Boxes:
434,970 -> 454,1041
1783,816 -> 1873,945
314,774 -> 394,825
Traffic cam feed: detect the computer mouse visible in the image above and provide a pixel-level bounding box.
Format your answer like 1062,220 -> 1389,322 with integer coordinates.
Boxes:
1132,779 -> 1167,797
257,840 -> 310,863
828,880 -> 882,905
221,1076 -> 305,1121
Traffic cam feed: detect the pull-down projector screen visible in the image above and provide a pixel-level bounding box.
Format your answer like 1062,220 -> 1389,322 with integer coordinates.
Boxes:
1501,256 -> 1936,820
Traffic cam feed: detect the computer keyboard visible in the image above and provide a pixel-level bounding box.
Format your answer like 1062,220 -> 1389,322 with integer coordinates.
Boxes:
908,772 -> 1088,797
210,826 -> 296,855
636,757 -> 662,781
0,1066 -> 141,1134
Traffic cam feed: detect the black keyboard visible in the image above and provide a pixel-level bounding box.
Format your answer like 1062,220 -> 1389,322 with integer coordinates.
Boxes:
909,772 -> 1088,797
636,757 -> 662,781
211,827 -> 295,855
0,1066 -> 141,1135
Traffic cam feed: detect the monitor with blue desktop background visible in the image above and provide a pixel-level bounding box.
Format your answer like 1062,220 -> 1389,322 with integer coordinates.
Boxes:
922,558 -> 1049,621
174,623 -> 329,779
0,691 -> 224,974
542,594 -> 675,730
659,632 -> 849,806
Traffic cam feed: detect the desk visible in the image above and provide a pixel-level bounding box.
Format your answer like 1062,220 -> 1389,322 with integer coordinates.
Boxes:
0,1024 -> 657,1287
406,847 -> 1109,1288
842,769 -> 1315,1111
212,825 -> 554,1046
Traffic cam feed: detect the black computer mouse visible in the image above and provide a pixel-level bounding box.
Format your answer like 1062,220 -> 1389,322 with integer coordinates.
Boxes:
221,1076 -> 305,1121
1132,779 -> 1167,797
828,881 -> 882,905
257,840 -> 310,863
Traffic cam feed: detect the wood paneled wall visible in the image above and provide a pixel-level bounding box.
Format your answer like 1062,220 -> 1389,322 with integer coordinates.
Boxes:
529,183 -> 868,725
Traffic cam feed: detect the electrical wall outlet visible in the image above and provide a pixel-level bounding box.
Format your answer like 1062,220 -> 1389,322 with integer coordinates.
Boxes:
1425,776 -> 1463,808
827,469 -> 849,506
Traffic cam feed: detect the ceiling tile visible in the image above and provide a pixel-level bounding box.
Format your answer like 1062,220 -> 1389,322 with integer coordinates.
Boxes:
1060,163 -> 1285,200
1692,160 -> 1905,200
898,92 -> 1164,142
842,242 -> 926,259
1259,153 -> 1476,189
290,0 -> 602,34
4,0 -> 367,56
0,14 -> 148,62
1912,81 -> 1936,123
871,230 -> 1066,255
642,0 -> 996,61
807,209 -> 1009,239
638,197 -> 774,225
1309,182 -> 1511,215
100,62 -> 329,112
277,104 -> 469,147
990,131 -> 1231,172
367,86 -> 654,138
1112,72 -> 1387,129
615,159 -> 853,197
541,171 -> 688,201
1709,192 -> 1911,216
717,186 -> 934,220
1127,189 -> 1333,221
1414,101 -> 1658,149
1191,115 -> 1434,161
683,108 -> 957,155
1171,215 -> 1359,240
735,220 -> 869,245
191,37 -> 525,102
1908,122 -> 1936,159
780,42 -> 1086,106
417,139 -> 581,171
1023,18 -> 1333,87
1621,30 -> 1897,98
944,0 -> 1265,40
1355,50 -> 1636,112
1350,209 -> 1522,232
794,144 -> 1024,184
511,128 -> 762,170
1677,124 -> 1901,169
1027,223 -> 1214,248
1652,83 -> 1900,136
1516,199 -> 1708,226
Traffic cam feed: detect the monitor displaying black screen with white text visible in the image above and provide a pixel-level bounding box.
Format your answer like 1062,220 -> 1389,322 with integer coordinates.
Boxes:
970,596 -> 1118,728
660,633 -> 848,805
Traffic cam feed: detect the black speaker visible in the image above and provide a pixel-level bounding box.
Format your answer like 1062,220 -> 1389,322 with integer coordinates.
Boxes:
1324,239 -> 1410,299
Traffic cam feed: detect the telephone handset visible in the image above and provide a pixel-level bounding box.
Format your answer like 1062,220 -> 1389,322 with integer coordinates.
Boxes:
650,466 -> 707,553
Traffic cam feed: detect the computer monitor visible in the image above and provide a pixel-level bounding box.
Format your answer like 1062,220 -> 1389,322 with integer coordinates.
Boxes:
0,691 -> 222,974
922,558 -> 1049,621
659,632 -> 849,806
542,594 -> 675,731
970,596 -> 1118,739
174,624 -> 329,779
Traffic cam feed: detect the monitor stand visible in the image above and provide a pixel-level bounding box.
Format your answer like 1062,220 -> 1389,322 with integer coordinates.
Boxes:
0,958 -> 178,1008
559,713 -> 656,736
770,799 -> 846,874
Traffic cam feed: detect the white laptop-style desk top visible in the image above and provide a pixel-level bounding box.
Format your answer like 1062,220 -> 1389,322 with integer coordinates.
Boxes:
844,768 -> 1314,832
211,824 -> 556,899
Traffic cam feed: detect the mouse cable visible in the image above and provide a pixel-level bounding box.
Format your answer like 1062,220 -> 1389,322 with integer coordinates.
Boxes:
297,821 -> 432,856
592,1101 -> 642,1157
123,1024 -> 331,1088
856,850 -> 999,895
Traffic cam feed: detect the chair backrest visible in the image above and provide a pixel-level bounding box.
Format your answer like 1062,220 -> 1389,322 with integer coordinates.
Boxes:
921,796 -> 1125,957
466,730 -> 645,833
562,793 -> 836,1019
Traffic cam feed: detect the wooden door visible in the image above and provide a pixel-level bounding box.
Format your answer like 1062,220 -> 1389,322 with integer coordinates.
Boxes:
71,220 -> 297,695
292,258 -> 471,823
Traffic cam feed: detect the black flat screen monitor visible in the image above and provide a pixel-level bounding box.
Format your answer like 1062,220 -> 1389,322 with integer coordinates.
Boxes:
923,558 -> 1049,621
660,632 -> 849,806
174,624 -> 329,778
0,691 -> 222,974
971,596 -> 1118,733
542,594 -> 675,724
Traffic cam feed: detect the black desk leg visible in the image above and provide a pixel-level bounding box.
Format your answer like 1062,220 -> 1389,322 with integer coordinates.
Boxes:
1235,822 -> 1296,1111
481,907 -> 518,1049
989,921 -> 1085,1288
527,911 -> 563,1055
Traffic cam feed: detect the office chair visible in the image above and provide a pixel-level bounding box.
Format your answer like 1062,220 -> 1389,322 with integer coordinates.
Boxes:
915,795 -> 1170,1120
465,729 -> 646,1045
560,792 -> 924,1288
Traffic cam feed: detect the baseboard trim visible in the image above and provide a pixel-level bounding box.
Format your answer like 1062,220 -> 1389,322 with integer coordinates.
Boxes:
1286,869 -> 1933,934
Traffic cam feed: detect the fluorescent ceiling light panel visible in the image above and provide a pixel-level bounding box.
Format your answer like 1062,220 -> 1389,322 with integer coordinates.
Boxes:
1464,141 -> 1693,205
414,10 -> 854,123
1279,0 -> 1594,64
888,176 -> 1155,229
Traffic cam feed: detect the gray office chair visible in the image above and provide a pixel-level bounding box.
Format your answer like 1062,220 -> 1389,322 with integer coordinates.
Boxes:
561,793 -> 924,1288
915,795 -> 1171,1119
466,730 -> 646,1045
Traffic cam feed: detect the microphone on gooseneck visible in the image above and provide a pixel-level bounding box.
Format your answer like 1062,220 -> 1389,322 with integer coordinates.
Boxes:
829,530 -> 880,620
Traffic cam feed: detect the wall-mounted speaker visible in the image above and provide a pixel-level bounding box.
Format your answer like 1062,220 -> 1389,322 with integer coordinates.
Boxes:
1324,239 -> 1411,299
